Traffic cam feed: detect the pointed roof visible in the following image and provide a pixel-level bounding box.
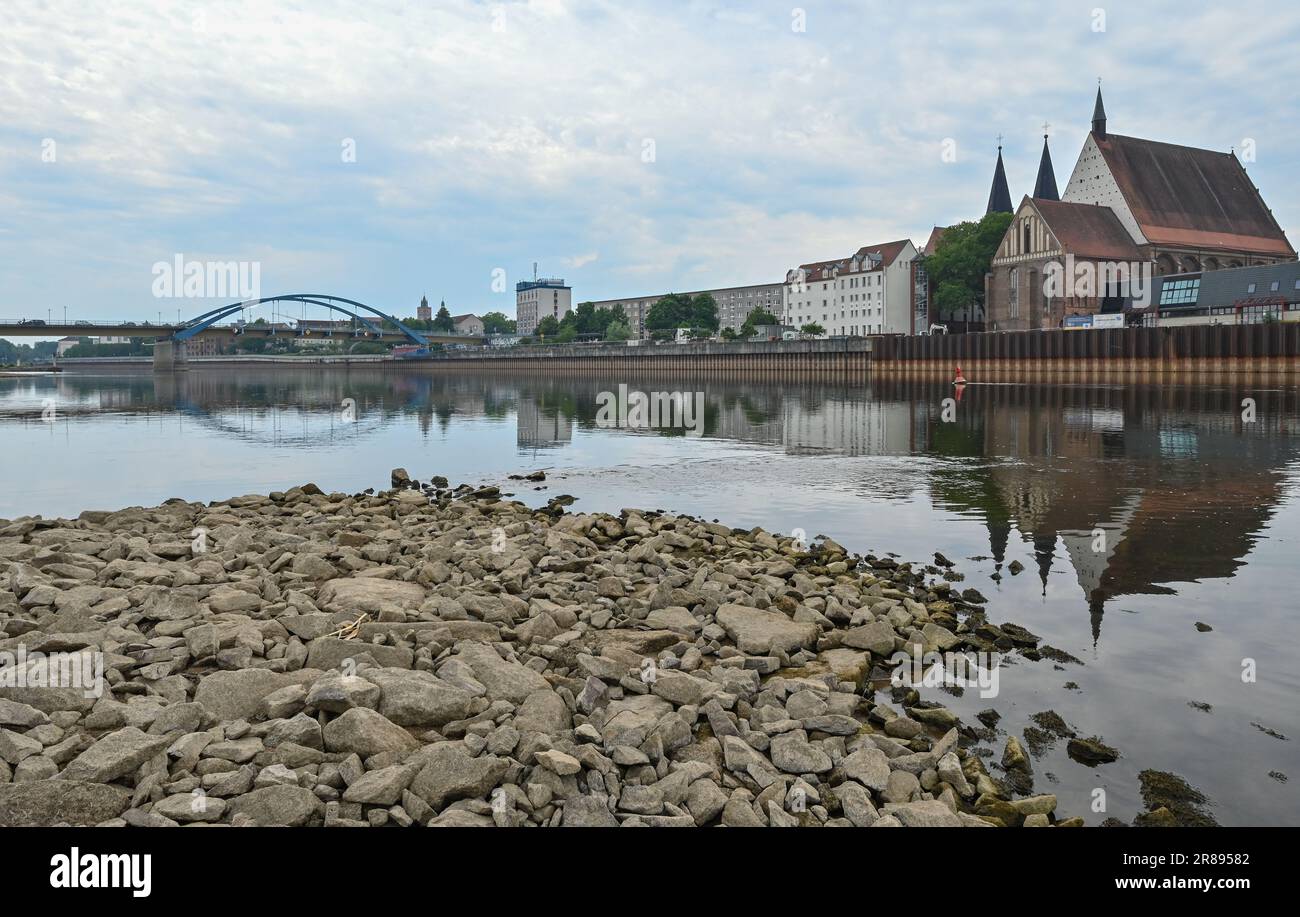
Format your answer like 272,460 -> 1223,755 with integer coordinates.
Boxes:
986,146 -> 1013,214
1033,135 -> 1059,200
921,226 -> 949,256
1092,87 -> 1107,137
1091,133 -> 1295,257
1029,197 -> 1143,260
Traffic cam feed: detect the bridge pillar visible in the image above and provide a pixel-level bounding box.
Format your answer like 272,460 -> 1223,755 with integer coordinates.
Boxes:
153,339 -> 188,372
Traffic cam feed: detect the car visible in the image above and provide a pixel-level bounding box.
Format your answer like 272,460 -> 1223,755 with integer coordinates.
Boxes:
74,320 -> 92,326
18,318 -> 46,326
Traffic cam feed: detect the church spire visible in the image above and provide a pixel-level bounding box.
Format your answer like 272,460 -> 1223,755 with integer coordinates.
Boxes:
1092,84 -> 1107,138
986,142 -> 1013,214
1033,130 -> 1059,200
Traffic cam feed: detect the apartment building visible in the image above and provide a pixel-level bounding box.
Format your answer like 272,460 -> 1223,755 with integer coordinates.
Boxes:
586,281 -> 783,339
782,240 -> 918,336
516,278 -> 571,336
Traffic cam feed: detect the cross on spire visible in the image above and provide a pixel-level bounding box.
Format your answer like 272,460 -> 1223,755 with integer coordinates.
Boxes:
1042,121 -> 1051,138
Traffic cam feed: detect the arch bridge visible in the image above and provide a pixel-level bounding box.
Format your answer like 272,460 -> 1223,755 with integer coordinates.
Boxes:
155,294 -> 480,370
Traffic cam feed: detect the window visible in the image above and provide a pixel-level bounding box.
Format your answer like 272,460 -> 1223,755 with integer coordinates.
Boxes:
1271,282 -> 1280,292
1247,283 -> 1256,293
1158,278 -> 1200,306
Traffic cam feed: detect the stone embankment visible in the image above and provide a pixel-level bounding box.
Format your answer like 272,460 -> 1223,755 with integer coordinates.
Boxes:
0,472 -> 1075,827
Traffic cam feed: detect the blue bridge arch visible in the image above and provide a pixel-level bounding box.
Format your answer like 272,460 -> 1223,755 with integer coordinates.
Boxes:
174,294 -> 429,346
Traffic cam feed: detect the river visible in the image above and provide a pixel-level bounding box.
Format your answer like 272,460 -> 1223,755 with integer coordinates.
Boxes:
2,365 -> 1297,825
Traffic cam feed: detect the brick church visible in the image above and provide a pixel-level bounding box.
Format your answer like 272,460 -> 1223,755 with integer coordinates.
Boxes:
985,88 -> 1295,330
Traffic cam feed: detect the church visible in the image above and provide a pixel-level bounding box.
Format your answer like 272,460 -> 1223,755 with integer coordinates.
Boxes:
984,88 -> 1295,331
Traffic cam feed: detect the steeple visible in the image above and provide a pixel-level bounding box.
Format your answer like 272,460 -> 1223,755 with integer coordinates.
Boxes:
1092,84 -> 1107,138
1033,130 -> 1059,200
986,142 -> 1013,214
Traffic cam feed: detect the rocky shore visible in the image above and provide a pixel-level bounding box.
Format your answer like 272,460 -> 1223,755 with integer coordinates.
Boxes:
0,471 -> 1079,827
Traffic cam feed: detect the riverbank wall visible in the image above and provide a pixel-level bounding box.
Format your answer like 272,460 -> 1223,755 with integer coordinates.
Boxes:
49,324 -> 1300,380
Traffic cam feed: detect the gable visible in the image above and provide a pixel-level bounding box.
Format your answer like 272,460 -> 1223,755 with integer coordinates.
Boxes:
1062,134 -> 1148,245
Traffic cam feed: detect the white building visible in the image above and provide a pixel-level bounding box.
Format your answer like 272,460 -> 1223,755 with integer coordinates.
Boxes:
516,278 -> 571,336
783,239 -> 918,336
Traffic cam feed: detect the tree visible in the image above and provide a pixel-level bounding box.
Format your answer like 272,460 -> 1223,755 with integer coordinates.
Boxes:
800,323 -> 825,336
645,293 -> 718,334
604,319 -> 632,341
481,311 -> 516,334
739,307 -> 779,338
535,315 -> 560,338
720,327 -> 739,341
431,301 -> 456,332
924,211 -> 1013,318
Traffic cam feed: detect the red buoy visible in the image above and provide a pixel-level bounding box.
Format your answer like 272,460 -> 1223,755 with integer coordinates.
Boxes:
953,364 -> 967,385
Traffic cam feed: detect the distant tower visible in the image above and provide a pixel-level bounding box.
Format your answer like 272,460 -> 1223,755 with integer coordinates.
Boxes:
1092,84 -> 1107,139
986,142 -> 1013,214
417,295 -> 431,322
1033,129 -> 1059,200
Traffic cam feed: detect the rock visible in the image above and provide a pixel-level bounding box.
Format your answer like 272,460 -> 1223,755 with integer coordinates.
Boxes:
342,764 -> 419,805
841,746 -> 891,791
316,577 -> 426,613
0,780 -> 131,826
153,792 -> 226,823
409,743 -> 508,811
512,689 -> 572,734
60,727 -> 171,783
769,731 -> 832,774
563,794 -> 619,827
365,668 -> 474,726
306,673 -> 381,713
227,786 -> 323,826
194,669 -> 307,722
453,644 -> 550,704
535,749 -> 581,776
884,799 -> 963,827
841,621 -> 899,655
715,604 -> 819,655
322,708 -> 419,757
1067,736 -> 1119,765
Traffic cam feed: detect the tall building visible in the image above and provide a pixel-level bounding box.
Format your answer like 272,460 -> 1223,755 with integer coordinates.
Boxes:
515,278 -> 571,336
417,295 -> 431,322
782,240 -> 918,336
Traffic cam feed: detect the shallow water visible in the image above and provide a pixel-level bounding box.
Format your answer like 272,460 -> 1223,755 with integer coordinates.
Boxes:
2,366 -> 1298,825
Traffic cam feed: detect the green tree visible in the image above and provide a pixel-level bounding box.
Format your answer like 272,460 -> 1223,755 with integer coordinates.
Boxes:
800,323 -> 825,336
739,307 -> 779,338
604,319 -> 632,341
535,315 -> 560,338
924,211 -> 1013,318
481,311 -> 516,334
431,301 -> 456,332
645,293 -> 717,334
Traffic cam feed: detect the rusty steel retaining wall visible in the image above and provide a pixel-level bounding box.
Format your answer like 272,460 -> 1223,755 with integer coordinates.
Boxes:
419,326 -> 1300,380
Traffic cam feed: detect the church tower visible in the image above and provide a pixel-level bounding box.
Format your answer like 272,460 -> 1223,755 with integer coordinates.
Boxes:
986,144 -> 1013,214
1033,133 -> 1059,200
1091,86 -> 1107,138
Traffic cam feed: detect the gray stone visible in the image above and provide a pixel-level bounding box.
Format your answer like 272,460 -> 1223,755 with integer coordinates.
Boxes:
0,780 -> 131,826
322,708 -> 419,757
60,727 -> 171,783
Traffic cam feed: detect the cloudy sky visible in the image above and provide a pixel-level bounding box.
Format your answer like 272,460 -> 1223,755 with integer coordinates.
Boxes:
3,0 -> 1299,326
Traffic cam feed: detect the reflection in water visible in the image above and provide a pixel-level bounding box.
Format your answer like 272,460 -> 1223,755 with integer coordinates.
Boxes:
3,367 -> 1299,825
